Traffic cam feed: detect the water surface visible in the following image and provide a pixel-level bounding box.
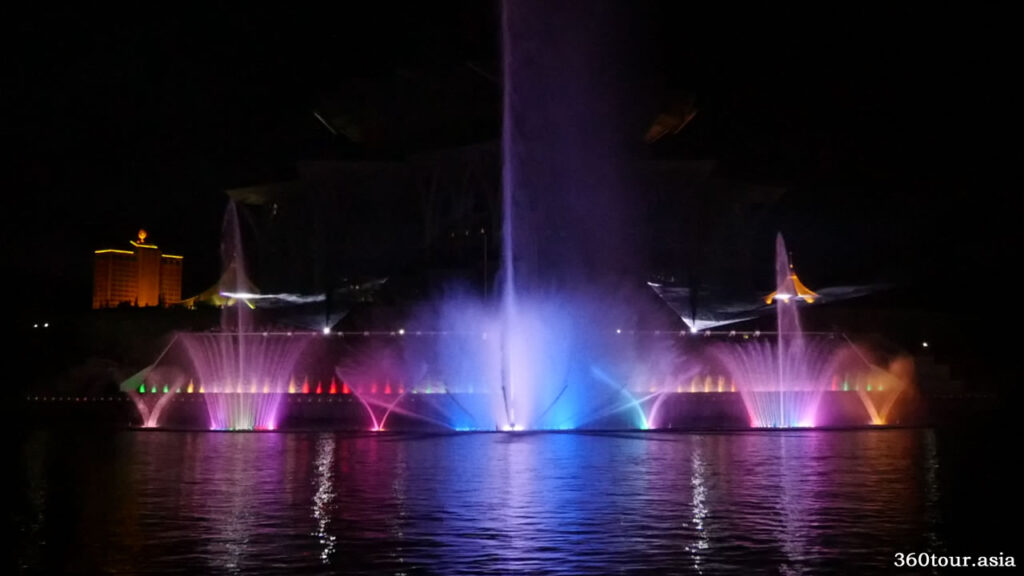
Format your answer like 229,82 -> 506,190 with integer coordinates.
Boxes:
13,428 -> 1013,574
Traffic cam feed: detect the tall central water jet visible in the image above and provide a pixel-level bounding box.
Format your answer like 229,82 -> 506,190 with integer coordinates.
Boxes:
333,1 -> 675,432
498,0 -> 518,430
495,0 -> 648,430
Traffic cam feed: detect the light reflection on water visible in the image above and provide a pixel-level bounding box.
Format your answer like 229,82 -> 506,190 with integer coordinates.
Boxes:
688,443 -> 708,573
13,429 -> 1007,574
312,434 -> 336,564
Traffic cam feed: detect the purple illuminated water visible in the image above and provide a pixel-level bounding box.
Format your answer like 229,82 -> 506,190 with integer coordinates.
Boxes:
325,0 -> 663,432
489,0 -> 650,430
190,203 -> 312,430
122,1 -> 913,432
20,427 -> 1011,574
716,234 -> 838,428
125,203 -> 312,430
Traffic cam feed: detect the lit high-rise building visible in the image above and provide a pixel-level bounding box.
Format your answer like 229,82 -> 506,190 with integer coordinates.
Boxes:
93,229 -> 183,308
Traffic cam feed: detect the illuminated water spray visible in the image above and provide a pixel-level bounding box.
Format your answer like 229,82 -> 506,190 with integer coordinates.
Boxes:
487,0 -> 652,431
716,234 -> 836,428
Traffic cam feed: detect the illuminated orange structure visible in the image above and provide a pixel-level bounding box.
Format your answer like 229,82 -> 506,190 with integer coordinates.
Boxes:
93,229 -> 183,308
764,266 -> 819,304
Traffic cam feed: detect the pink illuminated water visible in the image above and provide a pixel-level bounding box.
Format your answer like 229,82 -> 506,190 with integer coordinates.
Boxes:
716,234 -> 837,428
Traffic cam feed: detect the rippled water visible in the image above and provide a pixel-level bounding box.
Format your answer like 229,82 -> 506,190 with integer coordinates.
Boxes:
12,428 -> 1013,574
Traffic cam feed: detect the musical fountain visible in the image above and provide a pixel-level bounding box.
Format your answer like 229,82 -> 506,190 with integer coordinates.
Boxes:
711,233 -> 912,428
122,0 -> 912,432
124,203 -> 314,430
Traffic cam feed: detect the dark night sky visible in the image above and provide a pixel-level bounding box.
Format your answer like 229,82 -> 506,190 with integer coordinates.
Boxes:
5,3 -> 1018,325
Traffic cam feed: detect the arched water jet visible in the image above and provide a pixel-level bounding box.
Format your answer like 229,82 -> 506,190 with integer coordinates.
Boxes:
376,392 -> 408,431
121,334 -> 182,428
344,386 -> 380,431
646,392 -> 672,430
585,367 -> 651,430
834,341 -> 914,425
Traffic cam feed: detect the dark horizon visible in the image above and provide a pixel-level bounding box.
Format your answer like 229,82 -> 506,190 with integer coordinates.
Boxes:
7,3 -> 1017,326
